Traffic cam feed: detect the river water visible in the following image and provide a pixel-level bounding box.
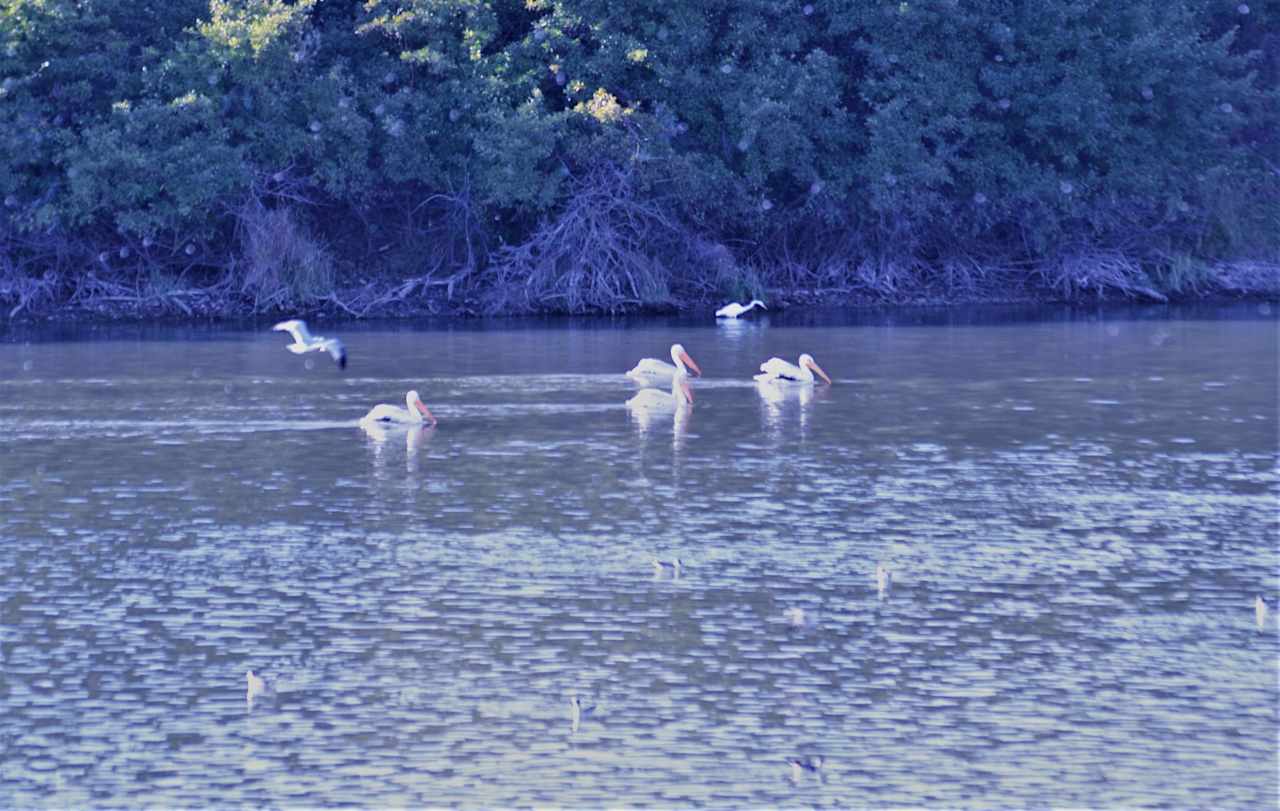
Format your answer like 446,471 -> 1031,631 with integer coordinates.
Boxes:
1,304 -> 1276,808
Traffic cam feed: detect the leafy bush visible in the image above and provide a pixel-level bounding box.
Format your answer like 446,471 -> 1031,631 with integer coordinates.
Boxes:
0,0 -> 1274,315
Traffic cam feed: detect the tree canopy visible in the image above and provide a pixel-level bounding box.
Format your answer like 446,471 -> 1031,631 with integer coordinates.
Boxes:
1,0 -> 1275,315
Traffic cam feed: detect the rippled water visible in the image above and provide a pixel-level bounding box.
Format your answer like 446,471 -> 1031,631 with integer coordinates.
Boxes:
1,305 -> 1277,807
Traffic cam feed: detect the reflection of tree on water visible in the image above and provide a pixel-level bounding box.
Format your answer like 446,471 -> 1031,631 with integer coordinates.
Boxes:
361,420 -> 434,473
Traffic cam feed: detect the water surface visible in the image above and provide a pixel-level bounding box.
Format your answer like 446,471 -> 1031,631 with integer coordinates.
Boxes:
1,305 -> 1277,807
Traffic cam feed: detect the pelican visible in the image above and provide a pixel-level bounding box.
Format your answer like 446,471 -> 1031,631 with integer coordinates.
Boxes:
272,319 -> 347,369
715,299 -> 767,319
360,390 -> 437,425
754,353 -> 832,384
876,564 -> 892,598
1257,596 -> 1269,630
625,343 -> 702,386
626,372 -> 694,413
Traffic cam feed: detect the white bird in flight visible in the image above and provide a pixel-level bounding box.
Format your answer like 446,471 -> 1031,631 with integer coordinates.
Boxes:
754,353 -> 832,385
715,299 -> 767,319
272,319 -> 347,369
626,343 -> 702,387
360,390 -> 437,426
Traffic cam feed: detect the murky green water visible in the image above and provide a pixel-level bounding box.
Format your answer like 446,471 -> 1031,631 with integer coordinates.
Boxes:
1,305 -> 1277,807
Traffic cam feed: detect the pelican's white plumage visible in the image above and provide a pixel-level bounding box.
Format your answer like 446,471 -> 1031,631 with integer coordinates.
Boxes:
360,390 -> 437,425
754,353 -> 832,384
1257,596 -> 1269,630
625,343 -> 702,386
715,299 -> 767,319
272,319 -> 347,369
626,372 -> 694,413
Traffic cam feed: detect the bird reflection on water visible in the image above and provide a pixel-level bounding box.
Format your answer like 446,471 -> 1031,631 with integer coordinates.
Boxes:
361,420 -> 435,472
756,377 -> 828,440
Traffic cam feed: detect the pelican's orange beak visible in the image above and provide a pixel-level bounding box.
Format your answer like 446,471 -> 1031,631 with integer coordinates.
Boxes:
806,358 -> 833,384
415,399 -> 437,425
680,350 -> 702,377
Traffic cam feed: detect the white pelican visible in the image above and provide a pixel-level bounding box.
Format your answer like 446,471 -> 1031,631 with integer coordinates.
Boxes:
715,299 -> 767,318
754,353 -> 832,384
625,343 -> 702,386
272,319 -> 347,369
1257,596 -> 1269,630
360,390 -> 437,425
626,373 -> 694,413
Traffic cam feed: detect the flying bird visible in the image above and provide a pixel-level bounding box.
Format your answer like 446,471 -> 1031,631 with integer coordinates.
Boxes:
272,319 -> 347,369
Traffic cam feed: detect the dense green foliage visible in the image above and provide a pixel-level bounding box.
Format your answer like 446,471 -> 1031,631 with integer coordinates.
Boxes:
1,0 -> 1275,315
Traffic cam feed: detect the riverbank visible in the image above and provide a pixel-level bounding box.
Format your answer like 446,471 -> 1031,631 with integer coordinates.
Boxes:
4,258 -> 1276,325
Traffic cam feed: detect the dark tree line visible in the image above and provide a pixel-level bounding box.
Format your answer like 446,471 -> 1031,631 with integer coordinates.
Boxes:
1,0 -> 1276,317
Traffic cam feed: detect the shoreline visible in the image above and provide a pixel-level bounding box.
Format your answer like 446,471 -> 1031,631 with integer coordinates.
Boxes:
3,285 -> 1275,332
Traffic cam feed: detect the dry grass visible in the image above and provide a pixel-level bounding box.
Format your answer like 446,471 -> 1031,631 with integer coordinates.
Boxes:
235,197 -> 336,310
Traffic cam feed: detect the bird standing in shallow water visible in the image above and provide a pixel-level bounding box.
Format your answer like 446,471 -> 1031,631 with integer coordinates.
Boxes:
715,299 -> 767,319
1257,596 -> 1268,630
272,319 -> 347,369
